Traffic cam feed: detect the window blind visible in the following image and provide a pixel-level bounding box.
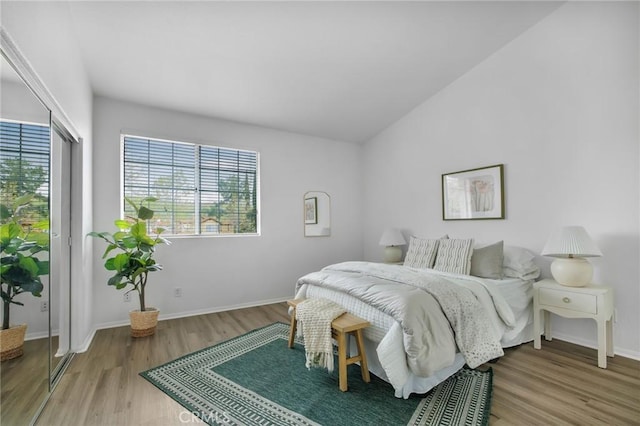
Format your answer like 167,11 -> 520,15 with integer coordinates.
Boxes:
0,120 -> 50,223
123,135 -> 259,236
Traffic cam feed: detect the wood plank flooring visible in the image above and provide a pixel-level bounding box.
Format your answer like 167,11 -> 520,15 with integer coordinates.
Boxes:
33,303 -> 640,425
1,337 -> 50,426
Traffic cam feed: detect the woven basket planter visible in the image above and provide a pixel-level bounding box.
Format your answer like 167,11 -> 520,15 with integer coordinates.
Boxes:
130,308 -> 159,338
0,324 -> 27,361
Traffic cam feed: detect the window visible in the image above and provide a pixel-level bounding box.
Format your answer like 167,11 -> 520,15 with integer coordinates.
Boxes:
0,120 -> 50,223
122,135 -> 259,236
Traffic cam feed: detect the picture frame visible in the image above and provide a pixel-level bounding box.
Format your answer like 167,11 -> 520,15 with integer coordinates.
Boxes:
304,197 -> 318,224
442,164 -> 505,220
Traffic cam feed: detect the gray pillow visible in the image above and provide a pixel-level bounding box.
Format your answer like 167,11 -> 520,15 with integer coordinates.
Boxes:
470,241 -> 504,279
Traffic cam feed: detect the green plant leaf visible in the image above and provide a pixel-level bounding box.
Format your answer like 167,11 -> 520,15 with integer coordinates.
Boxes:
114,219 -> 131,230
114,230 -> 130,239
104,258 -> 116,271
12,194 -> 34,209
1,222 -> 22,241
113,253 -> 130,271
121,236 -> 138,248
0,204 -> 11,221
130,222 -> 148,239
31,220 -> 49,230
18,255 -> 38,278
28,232 -> 50,247
108,274 -> 123,287
37,260 -> 50,276
21,279 -> 43,296
138,206 -> 154,220
101,244 -> 118,259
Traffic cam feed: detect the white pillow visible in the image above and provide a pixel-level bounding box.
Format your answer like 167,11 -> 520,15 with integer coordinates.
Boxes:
433,238 -> 474,275
404,236 -> 440,269
503,245 -> 540,280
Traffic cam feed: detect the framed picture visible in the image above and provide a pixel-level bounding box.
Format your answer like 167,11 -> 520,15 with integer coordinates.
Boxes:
304,197 -> 318,224
442,164 -> 505,220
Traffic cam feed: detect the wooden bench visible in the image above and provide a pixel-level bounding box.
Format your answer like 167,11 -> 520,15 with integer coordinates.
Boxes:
287,299 -> 371,392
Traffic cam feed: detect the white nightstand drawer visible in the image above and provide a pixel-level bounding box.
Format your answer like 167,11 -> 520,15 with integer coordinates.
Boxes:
539,288 -> 597,314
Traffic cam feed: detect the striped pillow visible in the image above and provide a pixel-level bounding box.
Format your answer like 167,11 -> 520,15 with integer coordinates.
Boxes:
404,236 -> 440,269
433,238 -> 474,275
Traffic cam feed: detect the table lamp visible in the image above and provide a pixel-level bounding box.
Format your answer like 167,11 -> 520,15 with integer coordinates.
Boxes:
541,226 -> 602,287
379,228 -> 406,263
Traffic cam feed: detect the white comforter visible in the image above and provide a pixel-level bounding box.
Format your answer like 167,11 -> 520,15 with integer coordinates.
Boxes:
295,262 -> 516,395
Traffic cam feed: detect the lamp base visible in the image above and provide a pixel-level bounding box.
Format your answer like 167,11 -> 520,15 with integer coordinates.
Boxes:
383,246 -> 402,263
550,257 -> 593,287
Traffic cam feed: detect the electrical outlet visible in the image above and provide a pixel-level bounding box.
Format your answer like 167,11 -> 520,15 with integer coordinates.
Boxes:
123,292 -> 131,303
174,287 -> 182,298
40,301 -> 49,312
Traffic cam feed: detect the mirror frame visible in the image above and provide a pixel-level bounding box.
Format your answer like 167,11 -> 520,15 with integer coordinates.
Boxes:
304,191 -> 331,237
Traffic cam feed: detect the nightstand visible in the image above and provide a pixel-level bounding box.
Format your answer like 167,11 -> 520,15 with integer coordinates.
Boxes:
533,279 -> 614,368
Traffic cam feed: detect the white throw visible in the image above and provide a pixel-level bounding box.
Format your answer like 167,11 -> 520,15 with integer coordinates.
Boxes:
296,298 -> 346,373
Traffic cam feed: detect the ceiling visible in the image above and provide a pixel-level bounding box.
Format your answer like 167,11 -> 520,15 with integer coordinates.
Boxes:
65,1 -> 563,143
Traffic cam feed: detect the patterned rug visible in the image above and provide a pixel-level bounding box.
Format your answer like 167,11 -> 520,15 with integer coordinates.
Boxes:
140,322 -> 492,426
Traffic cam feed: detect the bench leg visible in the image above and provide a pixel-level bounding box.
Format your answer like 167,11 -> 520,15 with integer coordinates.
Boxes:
355,329 -> 370,383
337,331 -> 348,392
288,308 -> 296,348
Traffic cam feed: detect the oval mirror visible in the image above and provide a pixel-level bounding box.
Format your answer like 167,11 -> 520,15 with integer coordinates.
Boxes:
304,191 -> 331,237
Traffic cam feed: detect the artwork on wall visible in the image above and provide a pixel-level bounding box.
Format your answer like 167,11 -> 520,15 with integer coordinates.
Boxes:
442,164 -> 505,220
304,196 -> 318,224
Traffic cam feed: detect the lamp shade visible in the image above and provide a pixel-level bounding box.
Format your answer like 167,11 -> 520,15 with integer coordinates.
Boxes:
379,228 -> 406,247
541,226 -> 602,258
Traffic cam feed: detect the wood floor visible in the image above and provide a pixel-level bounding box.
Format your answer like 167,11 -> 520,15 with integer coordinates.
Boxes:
34,303 -> 639,425
1,337 -> 50,426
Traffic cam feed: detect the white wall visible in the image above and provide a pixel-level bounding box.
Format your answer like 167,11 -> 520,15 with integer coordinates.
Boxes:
1,2 -> 94,350
92,97 -> 362,328
362,2 -> 639,358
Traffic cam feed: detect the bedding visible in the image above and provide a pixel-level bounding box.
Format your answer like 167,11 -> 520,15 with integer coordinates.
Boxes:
294,261 -> 534,398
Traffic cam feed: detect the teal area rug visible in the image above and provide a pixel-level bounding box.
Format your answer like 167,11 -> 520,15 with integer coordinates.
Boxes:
140,322 -> 492,426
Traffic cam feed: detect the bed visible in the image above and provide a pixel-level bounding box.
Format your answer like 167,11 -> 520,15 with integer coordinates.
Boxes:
293,239 -> 539,398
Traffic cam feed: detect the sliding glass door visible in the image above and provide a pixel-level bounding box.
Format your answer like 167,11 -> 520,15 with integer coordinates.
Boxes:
0,50 -> 74,424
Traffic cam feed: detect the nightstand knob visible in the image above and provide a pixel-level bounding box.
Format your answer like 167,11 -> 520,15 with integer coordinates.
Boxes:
562,297 -> 571,303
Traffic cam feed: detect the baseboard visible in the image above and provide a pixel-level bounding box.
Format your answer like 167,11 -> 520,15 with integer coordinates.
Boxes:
79,296 -> 291,353
73,328 -> 97,353
156,296 -> 290,322
550,331 -> 640,361
25,329 -> 59,341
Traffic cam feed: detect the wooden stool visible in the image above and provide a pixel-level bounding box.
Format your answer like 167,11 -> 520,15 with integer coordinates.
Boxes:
287,298 -> 371,392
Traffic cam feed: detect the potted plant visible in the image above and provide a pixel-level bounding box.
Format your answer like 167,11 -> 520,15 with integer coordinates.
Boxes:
89,197 -> 169,337
0,195 -> 49,361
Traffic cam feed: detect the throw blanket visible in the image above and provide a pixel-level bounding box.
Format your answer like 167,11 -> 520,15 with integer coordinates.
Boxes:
296,262 -> 508,378
296,298 -> 346,372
